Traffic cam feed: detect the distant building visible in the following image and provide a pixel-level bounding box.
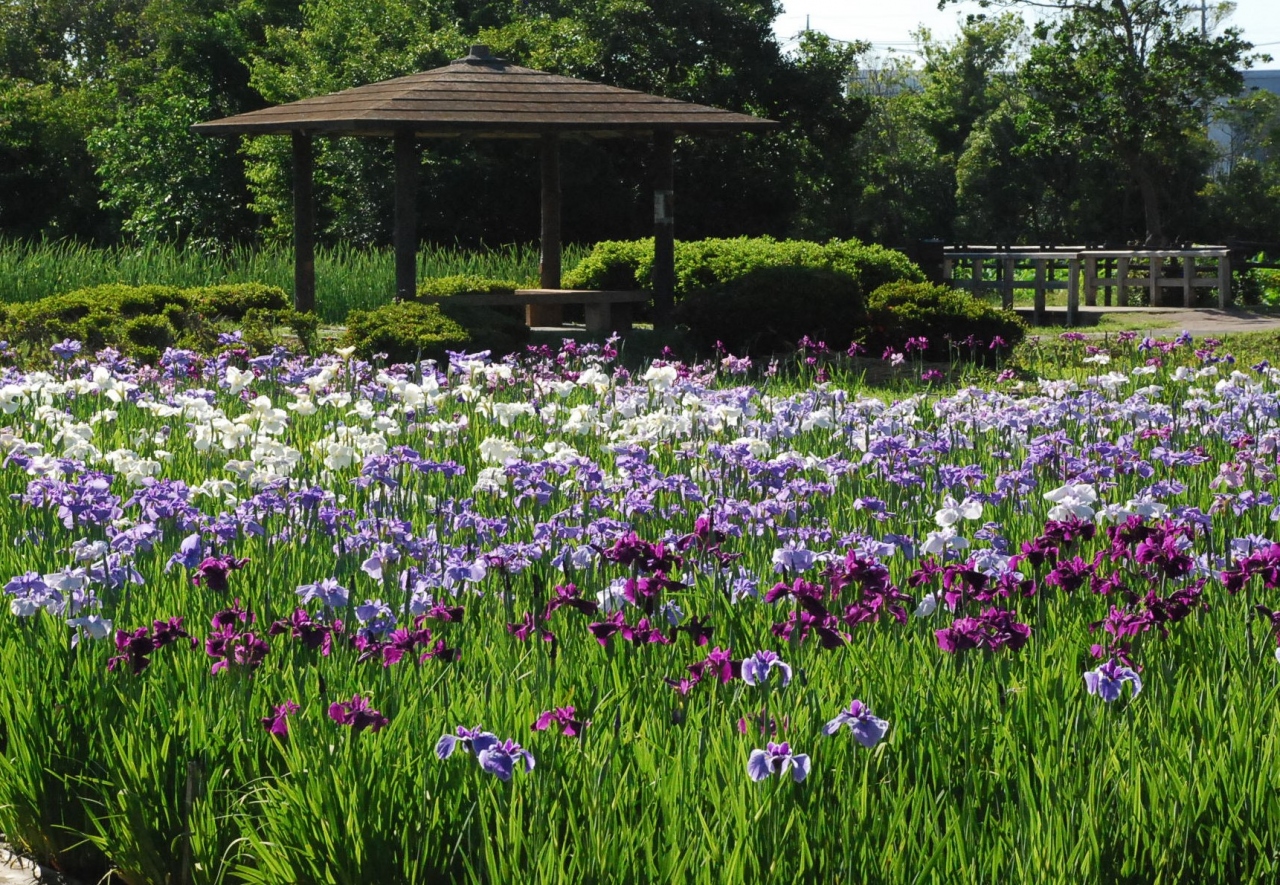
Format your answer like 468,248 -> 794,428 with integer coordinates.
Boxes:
1208,70 -> 1279,162
1244,70 -> 1280,96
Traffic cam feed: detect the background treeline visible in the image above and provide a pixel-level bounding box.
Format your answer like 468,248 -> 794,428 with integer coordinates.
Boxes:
0,0 -> 1276,252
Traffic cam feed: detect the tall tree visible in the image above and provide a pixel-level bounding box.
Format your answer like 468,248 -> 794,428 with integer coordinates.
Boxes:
955,0 -> 1252,245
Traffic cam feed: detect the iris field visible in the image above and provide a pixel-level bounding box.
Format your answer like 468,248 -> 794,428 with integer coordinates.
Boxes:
1,332 -> 1279,883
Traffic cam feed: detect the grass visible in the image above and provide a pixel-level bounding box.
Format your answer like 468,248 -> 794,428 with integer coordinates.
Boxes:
0,239 -> 589,324
0,332 -> 1279,883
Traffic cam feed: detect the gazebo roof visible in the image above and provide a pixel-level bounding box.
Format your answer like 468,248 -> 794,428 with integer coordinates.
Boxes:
191,46 -> 778,139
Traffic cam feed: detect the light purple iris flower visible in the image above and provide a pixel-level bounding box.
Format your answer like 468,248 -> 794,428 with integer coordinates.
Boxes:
296,578 -> 349,608
747,742 -> 810,783
823,699 -> 890,748
1083,659 -> 1143,702
740,650 -> 792,687
436,726 -> 534,781
435,725 -> 498,760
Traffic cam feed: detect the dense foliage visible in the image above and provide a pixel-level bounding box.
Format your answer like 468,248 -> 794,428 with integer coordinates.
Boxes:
0,0 -> 1269,251
1,333 -> 1279,883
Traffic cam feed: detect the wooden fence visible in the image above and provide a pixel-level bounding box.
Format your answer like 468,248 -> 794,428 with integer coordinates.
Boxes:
942,246 -> 1232,326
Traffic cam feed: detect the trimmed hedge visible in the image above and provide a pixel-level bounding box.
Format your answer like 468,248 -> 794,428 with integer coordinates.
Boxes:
0,282 -> 310,363
344,276 -> 532,364
344,300 -> 528,365
863,281 -> 1026,359
674,266 -> 868,355
563,236 -> 923,298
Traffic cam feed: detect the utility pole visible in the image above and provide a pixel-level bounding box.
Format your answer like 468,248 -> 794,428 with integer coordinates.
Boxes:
1201,0 -> 1207,39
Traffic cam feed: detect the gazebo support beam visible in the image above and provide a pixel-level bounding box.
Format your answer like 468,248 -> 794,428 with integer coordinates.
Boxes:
394,131 -> 418,301
652,130 -> 675,327
530,132 -> 563,327
292,132 -> 315,315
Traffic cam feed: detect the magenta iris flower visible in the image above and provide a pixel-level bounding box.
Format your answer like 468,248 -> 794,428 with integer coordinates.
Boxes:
191,555 -> 249,591
532,706 -> 587,737
740,650 -> 792,687
1083,659 -> 1143,702
261,700 -> 300,737
328,694 -> 390,733
747,742 -> 810,783
823,699 -> 889,748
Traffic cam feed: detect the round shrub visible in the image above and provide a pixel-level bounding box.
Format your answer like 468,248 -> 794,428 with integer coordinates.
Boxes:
343,300 -> 529,364
864,281 -> 1026,359
562,240 -> 654,291
195,283 -> 289,319
674,266 -> 867,355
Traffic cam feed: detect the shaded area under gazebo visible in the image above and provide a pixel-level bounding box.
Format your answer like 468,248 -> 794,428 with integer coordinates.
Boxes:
192,45 -> 777,326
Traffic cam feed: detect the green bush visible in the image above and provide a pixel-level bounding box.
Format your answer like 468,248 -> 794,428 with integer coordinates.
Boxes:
564,237 -> 924,300
194,283 -> 290,319
0,282 -> 310,362
415,275 -> 522,298
864,281 -> 1026,359
412,275 -> 530,357
4,284 -> 193,355
343,300 -> 529,364
562,241 -> 654,291
674,266 -> 867,355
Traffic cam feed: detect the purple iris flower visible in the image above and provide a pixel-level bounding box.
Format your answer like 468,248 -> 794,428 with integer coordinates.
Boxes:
823,699 -> 890,748
740,650 -> 792,687
328,694 -> 390,733
435,725 -> 498,760
477,739 -> 536,781
747,742 -> 810,783
50,338 -> 82,360
1083,659 -> 1143,702
261,700 -> 300,737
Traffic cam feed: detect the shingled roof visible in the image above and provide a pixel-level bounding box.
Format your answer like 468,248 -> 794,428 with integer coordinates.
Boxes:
191,45 -> 777,138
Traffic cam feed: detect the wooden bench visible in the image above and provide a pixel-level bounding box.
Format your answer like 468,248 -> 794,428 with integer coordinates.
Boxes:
418,289 -> 650,334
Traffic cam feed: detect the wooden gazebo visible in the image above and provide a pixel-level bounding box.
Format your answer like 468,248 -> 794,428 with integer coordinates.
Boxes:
192,45 -> 777,324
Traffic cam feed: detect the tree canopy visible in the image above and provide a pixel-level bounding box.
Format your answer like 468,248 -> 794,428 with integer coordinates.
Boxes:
0,0 -> 1268,250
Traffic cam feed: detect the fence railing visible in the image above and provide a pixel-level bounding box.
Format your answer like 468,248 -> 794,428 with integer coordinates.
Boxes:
941,246 -> 1232,326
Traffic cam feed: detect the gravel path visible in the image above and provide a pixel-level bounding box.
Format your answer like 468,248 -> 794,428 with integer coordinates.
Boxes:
1019,306 -> 1280,336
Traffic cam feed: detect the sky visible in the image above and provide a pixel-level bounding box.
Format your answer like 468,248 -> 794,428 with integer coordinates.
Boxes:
774,0 -> 1280,61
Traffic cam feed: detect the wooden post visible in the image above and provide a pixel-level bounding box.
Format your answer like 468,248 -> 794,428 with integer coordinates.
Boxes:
971,257 -> 983,297
1148,254 -> 1160,307
1002,257 -> 1015,310
394,131 -> 418,302
530,133 -> 563,327
292,132 -> 315,315
1084,255 -> 1097,307
1116,256 -> 1129,306
1033,259 -> 1046,327
1104,257 -> 1113,306
1182,253 -> 1195,308
942,257 -> 954,281
652,130 -> 676,327
1067,257 -> 1080,328
1218,252 -> 1231,308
